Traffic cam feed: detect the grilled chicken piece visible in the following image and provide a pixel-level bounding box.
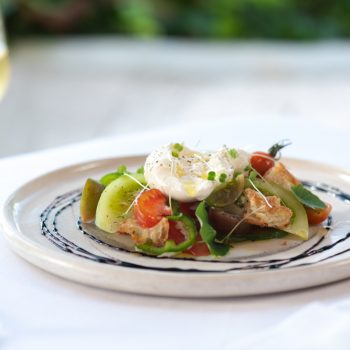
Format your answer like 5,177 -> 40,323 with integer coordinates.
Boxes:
244,188 -> 293,229
119,217 -> 169,246
264,162 -> 299,190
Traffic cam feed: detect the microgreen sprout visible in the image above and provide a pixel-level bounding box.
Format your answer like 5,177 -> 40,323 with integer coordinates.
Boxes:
219,173 -> 227,183
228,148 -> 238,159
207,171 -> 216,181
123,173 -> 148,190
121,174 -> 149,216
173,143 -> 184,152
171,143 -> 184,158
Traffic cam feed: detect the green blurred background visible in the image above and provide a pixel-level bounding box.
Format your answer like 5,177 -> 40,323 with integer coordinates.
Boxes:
3,0 -> 350,40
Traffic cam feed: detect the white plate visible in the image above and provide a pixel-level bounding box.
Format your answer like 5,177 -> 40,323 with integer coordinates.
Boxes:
1,156 -> 350,297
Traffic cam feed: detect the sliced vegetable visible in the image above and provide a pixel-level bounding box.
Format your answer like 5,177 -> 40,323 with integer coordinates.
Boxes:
195,201 -> 230,256
206,174 -> 244,208
136,214 -> 197,255
248,179 -> 309,240
306,203 -> 332,225
134,189 -> 171,228
95,173 -> 146,233
80,178 -> 105,223
291,184 -> 326,209
220,202 -> 244,216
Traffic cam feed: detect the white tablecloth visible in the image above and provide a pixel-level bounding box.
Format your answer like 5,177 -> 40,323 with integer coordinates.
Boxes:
1,118 -> 350,349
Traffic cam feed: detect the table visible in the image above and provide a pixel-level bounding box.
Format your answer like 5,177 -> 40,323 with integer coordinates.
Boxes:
1,118 -> 350,349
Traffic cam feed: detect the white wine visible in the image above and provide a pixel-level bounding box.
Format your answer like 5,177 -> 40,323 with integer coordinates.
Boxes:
0,46 -> 9,100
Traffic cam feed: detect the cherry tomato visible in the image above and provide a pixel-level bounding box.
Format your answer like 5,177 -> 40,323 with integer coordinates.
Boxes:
250,151 -> 275,176
134,189 -> 171,228
186,234 -> 210,256
306,203 -> 332,225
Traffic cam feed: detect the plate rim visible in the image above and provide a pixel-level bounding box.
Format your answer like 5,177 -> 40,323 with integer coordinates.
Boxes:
2,155 -> 350,296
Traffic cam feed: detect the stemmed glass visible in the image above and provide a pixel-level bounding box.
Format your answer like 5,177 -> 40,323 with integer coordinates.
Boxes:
0,7 -> 9,100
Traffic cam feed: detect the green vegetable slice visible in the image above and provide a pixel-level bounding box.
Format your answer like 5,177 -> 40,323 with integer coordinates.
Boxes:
227,228 -> 289,243
80,178 -> 105,223
195,201 -> 230,256
291,184 -> 326,210
206,174 -> 244,208
136,214 -> 197,255
95,173 -> 146,233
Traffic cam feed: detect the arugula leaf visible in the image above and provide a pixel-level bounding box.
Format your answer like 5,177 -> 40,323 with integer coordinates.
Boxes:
195,201 -> 230,256
291,184 -> 326,210
100,165 -> 130,186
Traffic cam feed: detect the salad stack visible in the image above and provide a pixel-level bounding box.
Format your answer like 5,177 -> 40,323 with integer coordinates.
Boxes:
80,142 -> 331,257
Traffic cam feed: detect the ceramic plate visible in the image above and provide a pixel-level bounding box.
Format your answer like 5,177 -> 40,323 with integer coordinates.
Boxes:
1,156 -> 350,297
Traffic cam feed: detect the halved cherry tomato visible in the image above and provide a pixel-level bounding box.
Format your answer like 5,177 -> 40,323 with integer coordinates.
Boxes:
306,203 -> 332,225
134,189 -> 171,228
250,151 -> 275,176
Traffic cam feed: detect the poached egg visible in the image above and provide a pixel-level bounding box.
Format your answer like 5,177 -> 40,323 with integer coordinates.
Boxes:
144,143 -> 250,202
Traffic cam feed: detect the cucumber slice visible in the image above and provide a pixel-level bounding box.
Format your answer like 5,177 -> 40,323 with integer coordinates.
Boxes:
95,173 -> 146,233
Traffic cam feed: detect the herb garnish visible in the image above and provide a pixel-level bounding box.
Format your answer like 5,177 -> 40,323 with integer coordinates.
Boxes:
207,171 -> 216,181
291,184 -> 326,209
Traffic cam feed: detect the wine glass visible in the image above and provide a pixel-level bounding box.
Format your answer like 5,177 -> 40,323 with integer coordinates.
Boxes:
0,7 -> 9,100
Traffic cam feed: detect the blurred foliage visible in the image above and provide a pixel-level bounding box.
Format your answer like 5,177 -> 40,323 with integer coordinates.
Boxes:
2,0 -> 350,39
